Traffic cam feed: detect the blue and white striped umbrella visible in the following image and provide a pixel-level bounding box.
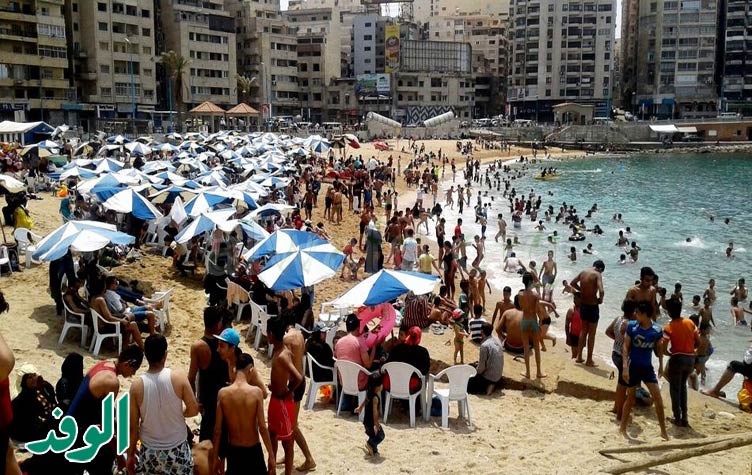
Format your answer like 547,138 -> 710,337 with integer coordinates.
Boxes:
58,167 -> 97,181
106,135 -> 130,144
125,142 -> 152,156
327,269 -> 440,308
102,188 -> 163,220
149,185 -> 198,204
174,208 -> 236,244
183,191 -> 232,217
237,219 -> 269,241
32,220 -> 135,262
242,229 -> 327,262
154,143 -> 180,153
93,157 -> 125,173
258,242 -> 344,291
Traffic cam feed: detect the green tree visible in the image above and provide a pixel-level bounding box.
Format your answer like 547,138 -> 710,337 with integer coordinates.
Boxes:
160,50 -> 190,114
236,74 -> 256,104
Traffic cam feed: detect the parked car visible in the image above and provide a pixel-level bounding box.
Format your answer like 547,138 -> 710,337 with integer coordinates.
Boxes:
682,134 -> 704,142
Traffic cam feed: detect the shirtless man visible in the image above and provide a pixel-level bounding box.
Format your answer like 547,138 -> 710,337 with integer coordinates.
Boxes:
471,235 -> 485,269
267,319 -> 303,475
731,297 -> 748,326
625,266 -> 659,321
333,187 -> 343,224
358,207 -> 372,250
703,278 -> 717,306
494,213 -> 507,243
212,353 -> 275,475
539,250 -> 557,302
280,325 -> 316,472
445,186 -> 454,209
569,260 -> 605,367
494,306 -> 525,355
731,278 -> 748,302
518,272 -> 555,379
492,286 -> 514,326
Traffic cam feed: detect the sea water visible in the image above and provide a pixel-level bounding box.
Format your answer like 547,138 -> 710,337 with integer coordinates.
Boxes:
431,153 -> 751,394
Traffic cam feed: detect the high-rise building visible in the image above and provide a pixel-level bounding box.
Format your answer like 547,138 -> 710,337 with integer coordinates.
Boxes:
231,0 -> 300,118
507,0 -> 616,122
0,0 -> 70,122
157,0 -> 236,110
633,0 -> 720,119
619,0 -> 639,111
284,7 -> 342,123
412,0 -> 509,25
352,14 -> 385,76
427,13 -> 510,115
67,0 -> 157,123
721,0 -> 752,115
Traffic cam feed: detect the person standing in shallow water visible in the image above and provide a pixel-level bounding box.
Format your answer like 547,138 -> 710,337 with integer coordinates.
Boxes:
569,260 -> 605,367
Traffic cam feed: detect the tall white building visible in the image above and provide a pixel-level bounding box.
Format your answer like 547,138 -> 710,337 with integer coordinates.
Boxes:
507,0 -> 616,121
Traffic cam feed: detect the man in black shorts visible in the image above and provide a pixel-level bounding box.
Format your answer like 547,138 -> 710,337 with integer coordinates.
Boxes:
702,342 -> 752,398
570,260 -> 605,367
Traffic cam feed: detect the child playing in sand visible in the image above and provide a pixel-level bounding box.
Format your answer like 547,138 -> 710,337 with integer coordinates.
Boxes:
451,309 -> 469,364
355,374 -> 385,456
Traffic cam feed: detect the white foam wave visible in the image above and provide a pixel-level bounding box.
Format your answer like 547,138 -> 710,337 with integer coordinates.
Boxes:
676,237 -> 707,249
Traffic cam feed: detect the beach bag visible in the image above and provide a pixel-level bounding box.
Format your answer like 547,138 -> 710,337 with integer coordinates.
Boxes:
738,379 -> 752,413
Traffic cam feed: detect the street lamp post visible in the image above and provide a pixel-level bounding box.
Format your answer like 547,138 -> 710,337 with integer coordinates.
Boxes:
124,37 -> 136,128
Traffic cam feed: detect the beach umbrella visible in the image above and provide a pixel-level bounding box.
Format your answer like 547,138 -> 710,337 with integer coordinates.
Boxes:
344,133 -> 361,149
242,229 -> 327,262
76,173 -> 138,194
196,171 -> 227,187
174,208 -> 237,244
141,160 -> 176,174
247,203 -> 295,219
254,175 -> 288,188
373,141 -> 389,151
58,167 -> 97,181
327,269 -> 440,308
169,196 -> 188,226
102,188 -> 163,220
183,191 -> 232,217
149,186 -> 198,204
236,218 -> 269,241
154,143 -> 180,154
35,139 -> 60,149
107,135 -> 130,144
223,189 -> 258,210
32,220 -> 135,262
0,175 -> 26,193
152,171 -> 188,185
288,147 -> 308,157
94,157 -> 125,173
125,142 -> 152,156
257,243 -> 344,291
73,142 -> 94,156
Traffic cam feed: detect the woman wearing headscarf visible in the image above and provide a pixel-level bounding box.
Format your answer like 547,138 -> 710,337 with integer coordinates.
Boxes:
10,365 -> 56,443
364,221 -> 383,274
384,325 -> 430,394
55,353 -> 84,413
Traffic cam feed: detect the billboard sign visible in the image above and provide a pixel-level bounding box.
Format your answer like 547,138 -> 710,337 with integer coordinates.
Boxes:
362,0 -> 413,4
355,74 -> 391,96
385,24 -> 400,73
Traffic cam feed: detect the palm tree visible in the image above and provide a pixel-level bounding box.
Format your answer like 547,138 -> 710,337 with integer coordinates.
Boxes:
160,51 -> 190,129
236,74 -> 256,104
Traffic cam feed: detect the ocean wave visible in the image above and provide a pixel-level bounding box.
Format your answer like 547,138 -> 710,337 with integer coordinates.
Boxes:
676,237 -> 706,249
567,168 -> 602,174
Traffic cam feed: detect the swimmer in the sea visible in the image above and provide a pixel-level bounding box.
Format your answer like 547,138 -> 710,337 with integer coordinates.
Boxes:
725,242 -> 734,259
628,242 -> 640,262
618,254 -> 627,265
583,243 -> 594,255
616,230 -> 629,247
731,297 -> 747,326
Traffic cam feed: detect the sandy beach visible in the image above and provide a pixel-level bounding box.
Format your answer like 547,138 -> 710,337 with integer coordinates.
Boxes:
2,139 -> 751,474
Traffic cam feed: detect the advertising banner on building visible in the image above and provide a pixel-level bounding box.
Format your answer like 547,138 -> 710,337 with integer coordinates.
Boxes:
355,74 -> 390,97
385,24 -> 400,73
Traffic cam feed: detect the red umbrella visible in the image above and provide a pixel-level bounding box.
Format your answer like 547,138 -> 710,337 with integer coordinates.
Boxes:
344,133 -> 361,149
373,141 -> 389,151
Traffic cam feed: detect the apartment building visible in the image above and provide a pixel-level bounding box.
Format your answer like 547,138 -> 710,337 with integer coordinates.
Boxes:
619,0 -> 639,110
158,0 -> 236,109
721,0 -> 752,115
633,0 -> 720,119
352,14 -> 384,76
395,40 -> 474,123
284,7 -> 342,123
507,0 -> 617,122
65,0 -> 157,123
427,14 -> 509,115
232,0 -> 299,118
413,0 -> 509,25
0,0 -> 70,122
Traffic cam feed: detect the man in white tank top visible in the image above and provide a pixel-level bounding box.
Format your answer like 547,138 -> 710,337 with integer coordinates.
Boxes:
127,335 -> 199,474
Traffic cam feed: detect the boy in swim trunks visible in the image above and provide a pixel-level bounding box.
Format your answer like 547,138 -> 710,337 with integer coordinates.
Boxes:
570,260 -> 605,367
212,353 -> 275,475
518,272 -> 555,379
539,250 -> 557,302
565,292 -> 582,359
267,319 -> 303,475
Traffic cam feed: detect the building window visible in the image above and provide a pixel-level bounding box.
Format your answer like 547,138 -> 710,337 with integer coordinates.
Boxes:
100,87 -> 112,97
97,2 -> 106,11
142,9 -> 150,18
143,46 -> 151,55
363,35 -> 372,40
100,64 -> 110,73
72,3 -> 78,11
98,22 -> 108,31
142,28 -> 150,36
99,41 -> 109,51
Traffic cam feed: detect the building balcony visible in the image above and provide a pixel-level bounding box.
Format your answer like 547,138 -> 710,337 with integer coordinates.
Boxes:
80,71 -> 97,81
0,9 -> 37,24
0,26 -> 37,41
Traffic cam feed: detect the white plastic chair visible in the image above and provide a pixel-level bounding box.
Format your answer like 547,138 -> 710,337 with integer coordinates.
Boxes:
382,362 -> 426,428
89,308 -> 122,357
428,365 -> 477,429
246,300 -> 268,343
60,300 -> 89,348
254,310 -> 275,358
13,228 -> 41,268
0,246 -> 12,276
334,360 -> 372,422
230,283 -> 252,322
305,352 -> 337,410
148,288 -> 174,332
